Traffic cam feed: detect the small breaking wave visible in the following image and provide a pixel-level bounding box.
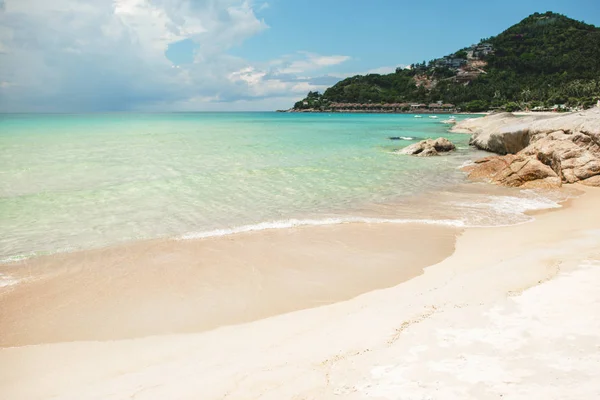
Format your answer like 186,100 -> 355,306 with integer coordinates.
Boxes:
177,217 -> 466,240
0,246 -> 76,265
484,195 -> 561,214
1,190 -> 571,264
457,160 -> 476,169
454,194 -> 560,215
450,190 -> 563,227
0,273 -> 19,288
0,254 -> 34,264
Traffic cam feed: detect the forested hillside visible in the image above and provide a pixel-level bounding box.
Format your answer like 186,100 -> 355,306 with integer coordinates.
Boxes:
293,12 -> 600,112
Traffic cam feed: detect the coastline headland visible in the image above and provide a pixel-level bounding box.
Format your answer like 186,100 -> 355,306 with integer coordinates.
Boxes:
280,102 -> 457,114
281,109 -> 457,114
452,107 -> 600,188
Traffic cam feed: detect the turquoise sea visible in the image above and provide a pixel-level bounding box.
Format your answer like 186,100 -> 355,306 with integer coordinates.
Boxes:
0,112 -> 564,262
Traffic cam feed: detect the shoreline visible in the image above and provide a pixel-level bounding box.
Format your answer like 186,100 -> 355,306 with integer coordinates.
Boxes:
0,222 -> 459,347
0,180 -> 580,347
279,109 -> 462,114
1,184 -> 598,398
283,110 -> 458,114
278,110 -> 571,116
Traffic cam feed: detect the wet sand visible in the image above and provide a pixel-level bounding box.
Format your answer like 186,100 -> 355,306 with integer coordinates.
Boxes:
0,223 -> 457,346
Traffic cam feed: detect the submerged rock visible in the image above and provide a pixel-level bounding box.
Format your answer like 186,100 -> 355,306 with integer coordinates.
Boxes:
399,137 -> 456,157
457,108 -> 600,187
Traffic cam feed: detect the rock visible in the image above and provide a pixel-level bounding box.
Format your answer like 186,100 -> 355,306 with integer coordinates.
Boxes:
463,154 -> 562,188
400,142 -> 439,157
399,138 -> 456,157
452,113 -> 553,154
453,113 -> 532,152
432,137 -> 456,152
528,109 -> 600,137
417,147 -> 439,157
580,175 -> 600,187
456,108 -> 600,187
520,129 -> 600,184
469,123 -> 531,155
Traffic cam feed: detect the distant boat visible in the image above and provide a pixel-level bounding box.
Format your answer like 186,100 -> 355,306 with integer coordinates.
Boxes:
414,115 -> 423,118
441,117 -> 457,125
429,116 -> 438,119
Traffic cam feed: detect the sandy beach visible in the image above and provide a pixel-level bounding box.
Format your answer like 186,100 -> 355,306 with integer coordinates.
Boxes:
0,223 -> 457,346
512,111 -> 565,116
2,3 -> 600,399
1,185 -> 599,399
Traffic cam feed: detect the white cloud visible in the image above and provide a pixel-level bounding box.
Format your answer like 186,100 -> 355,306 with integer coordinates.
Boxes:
277,52 -> 351,74
229,66 -> 267,86
148,95 -> 300,112
363,65 -> 399,75
0,0 -> 352,111
225,51 -> 352,100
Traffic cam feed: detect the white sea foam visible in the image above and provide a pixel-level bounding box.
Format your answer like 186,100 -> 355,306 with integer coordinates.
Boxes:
0,273 -> 19,288
1,192 -> 568,263
0,246 -> 76,265
450,191 -> 563,228
0,254 -> 32,264
177,217 -> 466,240
0,193 -> 566,263
457,160 -> 476,169
476,195 -> 561,214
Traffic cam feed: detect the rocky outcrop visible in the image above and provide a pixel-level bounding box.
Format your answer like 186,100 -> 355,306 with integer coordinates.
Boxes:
580,175 -> 600,186
521,130 -> 600,184
451,113 -> 556,154
398,138 -> 456,157
463,155 -> 562,188
457,108 -> 600,187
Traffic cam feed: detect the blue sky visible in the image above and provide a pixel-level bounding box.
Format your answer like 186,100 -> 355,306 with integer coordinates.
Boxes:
0,0 -> 598,112
233,0 -> 600,75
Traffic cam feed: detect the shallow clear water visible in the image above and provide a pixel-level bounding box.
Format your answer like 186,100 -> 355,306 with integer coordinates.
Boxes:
0,112 -> 563,261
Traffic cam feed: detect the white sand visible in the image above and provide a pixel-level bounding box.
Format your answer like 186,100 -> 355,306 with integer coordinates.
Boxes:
1,186 -> 599,399
512,111 -> 563,116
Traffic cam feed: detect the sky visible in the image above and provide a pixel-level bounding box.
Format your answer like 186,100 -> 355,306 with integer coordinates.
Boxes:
0,0 -> 598,112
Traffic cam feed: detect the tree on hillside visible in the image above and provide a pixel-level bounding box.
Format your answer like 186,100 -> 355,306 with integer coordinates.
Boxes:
293,12 -> 600,111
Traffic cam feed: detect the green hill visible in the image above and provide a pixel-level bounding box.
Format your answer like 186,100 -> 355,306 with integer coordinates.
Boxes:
292,12 -> 600,112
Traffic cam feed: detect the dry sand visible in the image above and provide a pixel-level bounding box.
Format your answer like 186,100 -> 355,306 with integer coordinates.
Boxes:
512,111 -> 564,116
1,186 -> 599,399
